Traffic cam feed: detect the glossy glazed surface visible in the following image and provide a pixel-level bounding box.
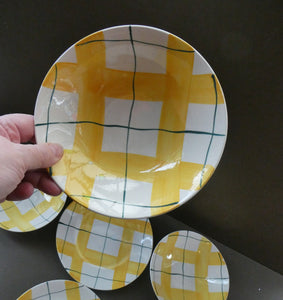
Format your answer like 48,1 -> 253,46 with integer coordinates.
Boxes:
17,279 -> 100,300
56,201 -> 153,290
0,190 -> 66,232
150,230 -> 229,300
34,25 -> 227,219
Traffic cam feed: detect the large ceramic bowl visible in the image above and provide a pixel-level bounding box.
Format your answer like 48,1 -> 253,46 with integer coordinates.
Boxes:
34,25 -> 227,219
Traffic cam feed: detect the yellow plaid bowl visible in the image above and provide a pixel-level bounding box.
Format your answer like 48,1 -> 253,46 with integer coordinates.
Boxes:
56,201 -> 153,290
0,190 -> 66,232
150,230 -> 229,300
34,25 -> 227,219
17,279 -> 100,300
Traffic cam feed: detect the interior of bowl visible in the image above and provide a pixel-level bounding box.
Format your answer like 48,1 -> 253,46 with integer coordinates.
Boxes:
17,280 -> 100,300
0,190 -> 66,232
34,25 -> 227,219
56,201 -> 153,290
150,230 -> 229,300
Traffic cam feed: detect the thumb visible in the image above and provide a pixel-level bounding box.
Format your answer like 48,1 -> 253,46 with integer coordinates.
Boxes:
18,143 -> 64,170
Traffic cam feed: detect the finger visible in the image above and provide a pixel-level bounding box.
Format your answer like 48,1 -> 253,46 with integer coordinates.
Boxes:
6,182 -> 34,201
0,114 -> 34,143
18,142 -> 64,170
24,170 -> 62,196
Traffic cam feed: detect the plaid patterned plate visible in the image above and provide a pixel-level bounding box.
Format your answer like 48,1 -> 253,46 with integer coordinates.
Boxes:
17,279 -> 100,300
0,190 -> 66,232
56,201 -> 153,290
34,25 -> 227,219
150,230 -> 229,300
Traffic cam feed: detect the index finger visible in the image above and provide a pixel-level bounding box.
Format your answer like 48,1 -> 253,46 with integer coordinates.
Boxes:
0,114 -> 35,143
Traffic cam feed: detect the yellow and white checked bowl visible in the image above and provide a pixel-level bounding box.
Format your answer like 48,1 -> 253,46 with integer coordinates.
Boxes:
150,230 -> 229,300
17,279 -> 100,300
56,201 -> 153,290
34,25 -> 227,219
0,190 -> 66,232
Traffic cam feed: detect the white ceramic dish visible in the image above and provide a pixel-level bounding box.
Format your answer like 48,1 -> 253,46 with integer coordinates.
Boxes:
34,25 -> 227,219
17,279 -> 100,300
0,190 -> 66,232
56,201 -> 153,290
150,230 -> 229,300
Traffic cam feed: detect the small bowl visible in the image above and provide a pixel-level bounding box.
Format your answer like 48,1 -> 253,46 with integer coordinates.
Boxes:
56,201 -> 153,290
150,230 -> 229,300
0,190 -> 66,232
17,279 -> 100,300
34,25 -> 227,219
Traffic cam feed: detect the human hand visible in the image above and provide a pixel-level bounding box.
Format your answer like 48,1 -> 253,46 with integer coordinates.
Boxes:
0,114 -> 63,203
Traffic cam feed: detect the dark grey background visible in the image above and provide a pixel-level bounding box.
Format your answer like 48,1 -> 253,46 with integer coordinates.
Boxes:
0,0 -> 282,297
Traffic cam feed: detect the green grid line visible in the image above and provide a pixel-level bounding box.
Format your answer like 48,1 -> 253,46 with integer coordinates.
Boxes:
45,63 -> 58,176
70,194 -> 179,209
35,120 -> 225,137
135,218 -> 150,276
46,281 -> 51,300
26,203 -> 65,231
65,267 -> 131,285
24,283 -> 84,300
76,37 -> 195,54
182,231 -> 189,300
150,268 -> 229,281
28,190 -> 50,223
45,64 -> 57,143
121,25 -> 137,218
199,74 -> 218,188
93,216 -> 112,288
167,232 -> 211,243
58,202 -> 78,261
58,220 -> 152,250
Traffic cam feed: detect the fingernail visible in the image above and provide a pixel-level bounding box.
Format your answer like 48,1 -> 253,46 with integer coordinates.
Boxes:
49,143 -> 64,159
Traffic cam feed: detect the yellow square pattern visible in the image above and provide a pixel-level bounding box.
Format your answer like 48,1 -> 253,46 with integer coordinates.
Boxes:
0,191 -> 66,232
150,231 -> 229,300
17,279 -> 100,300
35,25 -> 226,218
56,201 -> 153,290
